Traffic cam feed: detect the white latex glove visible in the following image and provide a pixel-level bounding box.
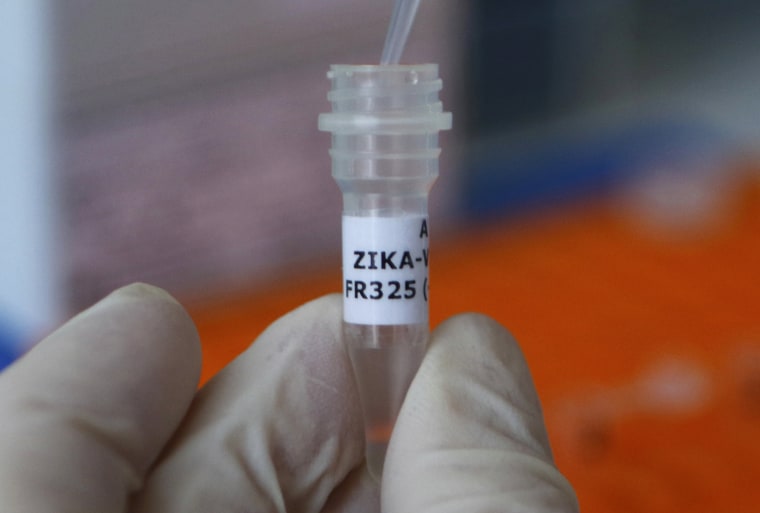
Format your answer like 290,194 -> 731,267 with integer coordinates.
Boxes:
0,283 -> 577,513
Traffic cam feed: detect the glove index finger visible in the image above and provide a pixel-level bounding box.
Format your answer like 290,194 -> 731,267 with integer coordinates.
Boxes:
0,283 -> 201,513
384,313 -> 578,513
133,294 -> 371,513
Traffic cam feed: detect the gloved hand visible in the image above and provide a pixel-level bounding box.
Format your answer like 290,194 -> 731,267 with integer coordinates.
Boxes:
0,283 -> 577,513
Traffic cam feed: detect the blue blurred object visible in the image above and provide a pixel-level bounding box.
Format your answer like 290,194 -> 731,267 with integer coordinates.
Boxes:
0,319 -> 21,371
462,117 -> 728,220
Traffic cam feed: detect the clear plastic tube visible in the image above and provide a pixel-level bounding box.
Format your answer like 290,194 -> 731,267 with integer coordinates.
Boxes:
381,0 -> 422,65
319,64 -> 451,480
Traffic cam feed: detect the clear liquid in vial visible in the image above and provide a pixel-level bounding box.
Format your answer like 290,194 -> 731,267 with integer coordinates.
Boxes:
344,322 -> 427,481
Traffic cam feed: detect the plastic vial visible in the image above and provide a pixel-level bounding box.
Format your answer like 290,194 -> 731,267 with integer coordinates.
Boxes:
319,64 -> 451,480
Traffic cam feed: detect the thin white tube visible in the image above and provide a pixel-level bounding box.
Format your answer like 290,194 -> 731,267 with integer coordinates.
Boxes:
380,0 -> 422,65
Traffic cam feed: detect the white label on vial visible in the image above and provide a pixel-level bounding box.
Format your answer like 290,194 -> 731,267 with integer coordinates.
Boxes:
342,216 -> 429,325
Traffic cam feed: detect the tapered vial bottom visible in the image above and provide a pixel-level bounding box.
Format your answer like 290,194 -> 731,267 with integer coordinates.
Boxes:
344,322 -> 428,481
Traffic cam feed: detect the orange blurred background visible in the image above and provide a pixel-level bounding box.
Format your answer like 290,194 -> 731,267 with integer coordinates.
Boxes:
190,166 -> 760,511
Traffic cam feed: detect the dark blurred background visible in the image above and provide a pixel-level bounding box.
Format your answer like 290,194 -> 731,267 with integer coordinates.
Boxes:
3,1 -> 760,509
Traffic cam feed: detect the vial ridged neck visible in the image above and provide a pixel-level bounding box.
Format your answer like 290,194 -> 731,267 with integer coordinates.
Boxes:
318,64 -> 451,135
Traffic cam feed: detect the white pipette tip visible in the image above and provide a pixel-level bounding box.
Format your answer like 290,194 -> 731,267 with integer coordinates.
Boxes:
380,0 -> 422,65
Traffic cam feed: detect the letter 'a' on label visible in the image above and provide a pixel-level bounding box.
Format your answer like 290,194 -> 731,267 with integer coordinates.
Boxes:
342,216 -> 430,325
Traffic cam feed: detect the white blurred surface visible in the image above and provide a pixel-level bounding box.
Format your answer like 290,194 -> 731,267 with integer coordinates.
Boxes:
0,0 -> 61,345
